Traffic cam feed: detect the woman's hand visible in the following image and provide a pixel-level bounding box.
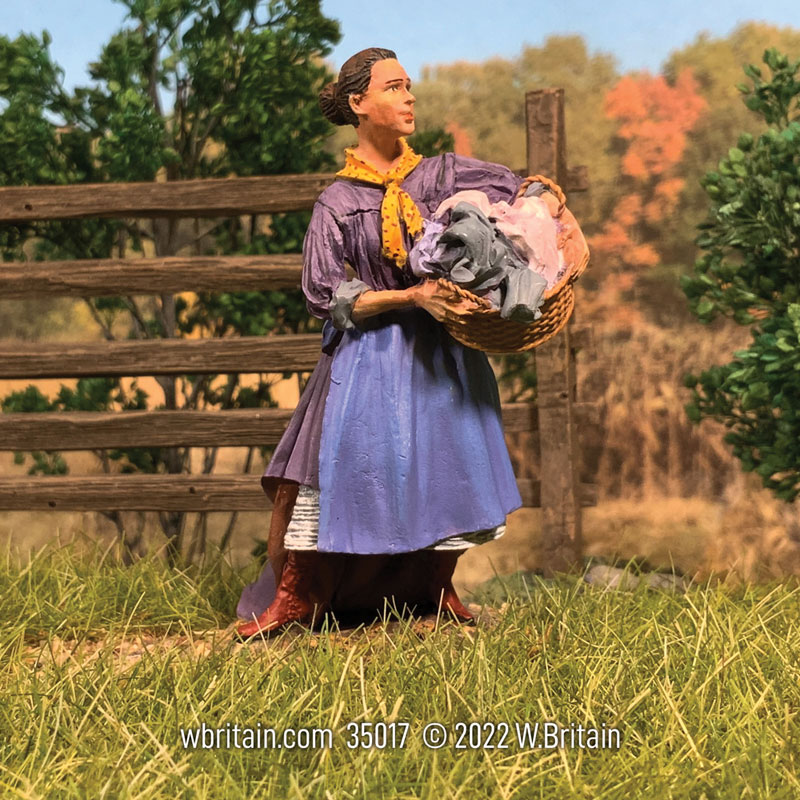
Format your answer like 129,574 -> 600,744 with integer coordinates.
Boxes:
410,279 -> 487,324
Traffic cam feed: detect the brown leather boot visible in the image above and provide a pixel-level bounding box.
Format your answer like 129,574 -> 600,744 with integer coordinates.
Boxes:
237,551 -> 331,638
267,482 -> 299,585
430,550 -> 474,623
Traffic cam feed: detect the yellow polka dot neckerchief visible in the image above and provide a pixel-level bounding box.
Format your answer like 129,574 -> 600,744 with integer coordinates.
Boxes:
336,138 -> 424,268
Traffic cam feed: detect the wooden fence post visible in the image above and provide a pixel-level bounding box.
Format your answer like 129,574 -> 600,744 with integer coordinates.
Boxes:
526,88 -> 584,574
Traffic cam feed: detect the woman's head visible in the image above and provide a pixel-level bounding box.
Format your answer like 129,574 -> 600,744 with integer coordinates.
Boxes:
319,47 -> 401,128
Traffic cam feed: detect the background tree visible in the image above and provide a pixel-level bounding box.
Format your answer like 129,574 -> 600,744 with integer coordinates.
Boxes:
683,48 -> 800,502
585,69 -> 707,328
410,35 -> 621,233
664,22 -> 800,267
0,0 -> 340,564
0,32 -> 117,339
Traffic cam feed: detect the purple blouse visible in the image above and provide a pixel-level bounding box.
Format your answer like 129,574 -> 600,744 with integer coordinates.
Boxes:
302,153 -> 526,322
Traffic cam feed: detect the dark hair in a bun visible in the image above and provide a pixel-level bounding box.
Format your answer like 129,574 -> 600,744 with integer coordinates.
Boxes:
319,47 -> 397,127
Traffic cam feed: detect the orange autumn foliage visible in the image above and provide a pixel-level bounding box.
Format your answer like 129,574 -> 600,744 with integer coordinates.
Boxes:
445,120 -> 473,157
586,69 -> 707,329
607,70 -> 706,179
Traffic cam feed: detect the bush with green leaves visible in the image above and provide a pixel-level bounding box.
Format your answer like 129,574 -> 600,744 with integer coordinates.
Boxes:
682,47 -> 800,502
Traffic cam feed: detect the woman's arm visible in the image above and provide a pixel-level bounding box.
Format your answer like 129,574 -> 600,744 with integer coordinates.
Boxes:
351,279 -> 486,326
350,288 -> 416,324
303,199 -> 475,330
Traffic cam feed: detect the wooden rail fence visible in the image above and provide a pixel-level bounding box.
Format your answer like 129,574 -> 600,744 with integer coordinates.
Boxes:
0,89 -> 596,572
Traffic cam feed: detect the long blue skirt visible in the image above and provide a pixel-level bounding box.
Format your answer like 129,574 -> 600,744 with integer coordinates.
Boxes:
317,309 -> 521,554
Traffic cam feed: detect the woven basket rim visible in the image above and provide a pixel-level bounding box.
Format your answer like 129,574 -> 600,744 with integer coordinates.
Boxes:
431,176 -> 590,352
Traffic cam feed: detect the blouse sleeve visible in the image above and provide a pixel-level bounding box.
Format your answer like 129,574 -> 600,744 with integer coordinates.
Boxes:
451,154 -> 524,204
302,200 -> 370,330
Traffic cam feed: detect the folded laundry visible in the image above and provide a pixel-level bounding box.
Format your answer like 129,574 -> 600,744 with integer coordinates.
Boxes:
502,266 -> 547,324
435,187 -> 565,290
408,198 -> 548,323
408,219 -> 447,279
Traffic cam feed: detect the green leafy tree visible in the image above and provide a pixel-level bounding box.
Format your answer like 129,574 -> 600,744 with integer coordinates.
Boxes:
0,0 -> 340,563
682,48 -> 800,502
406,127 -> 454,158
664,22 -> 800,267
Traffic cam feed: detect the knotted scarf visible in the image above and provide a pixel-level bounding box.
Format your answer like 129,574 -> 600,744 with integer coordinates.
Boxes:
336,138 -> 424,267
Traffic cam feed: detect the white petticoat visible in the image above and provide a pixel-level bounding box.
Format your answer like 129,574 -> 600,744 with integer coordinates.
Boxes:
285,485 -> 506,552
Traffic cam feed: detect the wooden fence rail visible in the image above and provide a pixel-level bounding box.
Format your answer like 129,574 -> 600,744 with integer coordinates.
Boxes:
0,169 -> 589,224
0,403 -> 599,450
0,255 -> 304,298
0,476 -> 597,513
0,88 -> 597,573
0,337 -> 323,379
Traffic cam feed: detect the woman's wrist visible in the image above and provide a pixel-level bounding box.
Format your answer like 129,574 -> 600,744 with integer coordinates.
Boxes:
404,284 -> 421,307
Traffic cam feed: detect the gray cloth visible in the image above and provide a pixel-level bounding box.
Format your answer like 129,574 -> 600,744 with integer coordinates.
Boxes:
328,278 -> 371,331
437,203 -> 524,293
408,202 -> 547,322
523,181 -> 549,198
502,267 -> 547,323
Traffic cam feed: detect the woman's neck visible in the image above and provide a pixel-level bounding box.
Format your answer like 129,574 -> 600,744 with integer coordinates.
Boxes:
350,128 -> 404,173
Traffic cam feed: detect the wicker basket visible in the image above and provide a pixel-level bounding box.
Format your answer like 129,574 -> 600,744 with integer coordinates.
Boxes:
440,175 -> 590,354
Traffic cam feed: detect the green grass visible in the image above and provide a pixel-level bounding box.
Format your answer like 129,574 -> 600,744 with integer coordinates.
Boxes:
1,544 -> 800,799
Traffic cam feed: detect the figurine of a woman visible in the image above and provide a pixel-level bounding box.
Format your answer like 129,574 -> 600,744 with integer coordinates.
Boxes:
237,47 -> 531,637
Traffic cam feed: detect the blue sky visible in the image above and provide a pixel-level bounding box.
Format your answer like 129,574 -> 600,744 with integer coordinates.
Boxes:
3,0 -> 800,90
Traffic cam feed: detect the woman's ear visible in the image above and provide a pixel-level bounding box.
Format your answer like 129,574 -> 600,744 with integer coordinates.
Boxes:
348,93 -> 365,118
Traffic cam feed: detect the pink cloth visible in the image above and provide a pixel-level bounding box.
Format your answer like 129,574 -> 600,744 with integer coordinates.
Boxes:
435,190 -> 564,289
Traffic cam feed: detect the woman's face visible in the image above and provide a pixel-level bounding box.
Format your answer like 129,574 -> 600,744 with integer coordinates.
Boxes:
349,58 -> 416,136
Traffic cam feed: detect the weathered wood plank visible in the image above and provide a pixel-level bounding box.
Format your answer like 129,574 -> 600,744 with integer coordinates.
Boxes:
500,401 -> 597,434
527,87 -> 584,574
0,475 -> 270,511
535,321 -> 584,573
0,475 -> 595,511
0,174 -> 336,223
0,402 -> 599,450
0,255 -> 303,298
0,166 -> 591,227
0,335 -> 322,378
500,402 -> 536,434
525,89 -> 568,190
0,408 -> 296,449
